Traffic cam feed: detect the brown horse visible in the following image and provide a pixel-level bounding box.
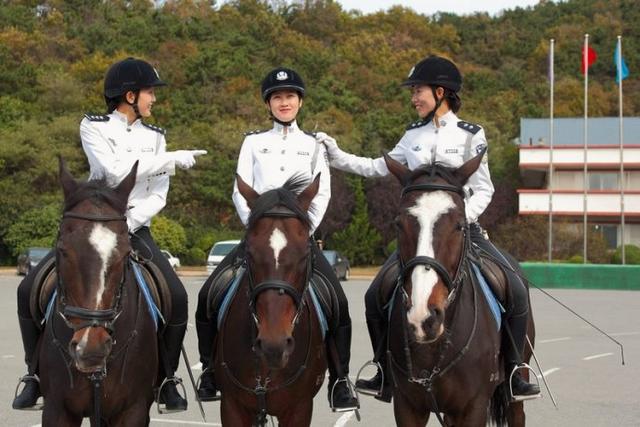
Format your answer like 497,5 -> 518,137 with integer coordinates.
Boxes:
39,160 -> 158,426
383,152 -> 535,427
213,174 -> 327,426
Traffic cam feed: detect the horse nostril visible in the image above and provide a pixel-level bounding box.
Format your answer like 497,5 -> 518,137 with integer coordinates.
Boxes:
429,305 -> 443,320
285,336 -> 294,351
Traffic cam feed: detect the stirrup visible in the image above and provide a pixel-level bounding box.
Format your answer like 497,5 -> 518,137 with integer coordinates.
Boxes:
355,360 -> 384,397
156,376 -> 188,414
13,374 -> 44,411
509,363 -> 541,402
329,377 -> 361,420
196,368 -> 221,402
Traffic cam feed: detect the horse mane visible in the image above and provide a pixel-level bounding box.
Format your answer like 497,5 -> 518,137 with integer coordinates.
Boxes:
63,177 -> 128,214
407,162 -> 464,188
247,174 -> 314,228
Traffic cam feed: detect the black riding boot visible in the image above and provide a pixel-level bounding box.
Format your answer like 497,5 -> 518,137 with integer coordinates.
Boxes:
196,320 -> 219,401
506,312 -> 540,399
12,316 -> 42,410
327,324 -> 359,411
355,319 -> 392,402
158,322 -> 188,411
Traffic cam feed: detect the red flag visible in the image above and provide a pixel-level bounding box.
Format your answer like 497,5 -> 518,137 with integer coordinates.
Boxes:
581,46 -> 597,74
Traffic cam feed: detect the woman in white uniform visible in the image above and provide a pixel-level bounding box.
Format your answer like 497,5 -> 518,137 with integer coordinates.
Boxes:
195,67 -> 358,411
316,55 -> 540,401
13,58 -> 206,411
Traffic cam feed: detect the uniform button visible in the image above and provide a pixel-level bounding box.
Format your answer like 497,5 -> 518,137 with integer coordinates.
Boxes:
281,149 -> 285,154
280,166 -> 285,171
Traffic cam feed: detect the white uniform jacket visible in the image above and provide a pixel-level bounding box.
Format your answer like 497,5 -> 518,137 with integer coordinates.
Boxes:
232,121 -> 331,234
327,111 -> 494,223
80,110 -> 177,232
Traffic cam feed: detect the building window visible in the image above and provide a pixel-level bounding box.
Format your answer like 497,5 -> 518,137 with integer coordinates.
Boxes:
588,172 -> 619,190
593,224 -> 618,249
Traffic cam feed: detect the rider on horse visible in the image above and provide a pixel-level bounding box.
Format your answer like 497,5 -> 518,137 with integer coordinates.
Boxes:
315,55 -> 541,401
195,67 -> 359,411
13,57 -> 207,411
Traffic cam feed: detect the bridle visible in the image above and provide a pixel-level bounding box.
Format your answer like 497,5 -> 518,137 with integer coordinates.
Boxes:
56,211 -> 129,336
397,181 -> 469,304
246,206 -> 314,330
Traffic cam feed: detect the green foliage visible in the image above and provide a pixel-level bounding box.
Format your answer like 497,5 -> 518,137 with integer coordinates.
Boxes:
4,204 -> 60,257
331,177 -> 381,265
150,215 -> 187,256
611,245 -> 640,264
1,0 -> 638,264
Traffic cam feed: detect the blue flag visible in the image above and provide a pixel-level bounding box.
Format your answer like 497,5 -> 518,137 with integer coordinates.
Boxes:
614,42 -> 629,83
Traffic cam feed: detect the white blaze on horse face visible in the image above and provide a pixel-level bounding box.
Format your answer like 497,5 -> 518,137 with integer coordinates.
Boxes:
406,192 -> 455,340
89,224 -> 118,308
269,227 -> 288,270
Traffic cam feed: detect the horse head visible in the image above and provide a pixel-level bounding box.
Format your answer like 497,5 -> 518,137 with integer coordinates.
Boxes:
236,173 -> 320,369
384,149 -> 485,344
57,158 -> 137,373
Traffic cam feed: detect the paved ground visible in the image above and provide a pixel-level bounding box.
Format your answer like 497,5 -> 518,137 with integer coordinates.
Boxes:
2,273 -> 638,426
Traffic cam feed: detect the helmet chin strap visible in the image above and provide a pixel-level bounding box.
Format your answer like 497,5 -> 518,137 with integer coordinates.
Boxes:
126,91 -> 142,120
422,86 -> 444,125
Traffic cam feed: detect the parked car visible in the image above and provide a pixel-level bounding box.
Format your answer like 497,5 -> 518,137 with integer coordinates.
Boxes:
17,247 -> 50,276
161,250 -> 181,270
207,240 -> 241,274
322,250 -> 350,281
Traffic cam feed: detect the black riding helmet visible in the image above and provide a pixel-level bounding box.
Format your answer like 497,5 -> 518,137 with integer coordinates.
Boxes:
402,55 -> 462,92
104,57 -> 166,98
261,67 -> 305,102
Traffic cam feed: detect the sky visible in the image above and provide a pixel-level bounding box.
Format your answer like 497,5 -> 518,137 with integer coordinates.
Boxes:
334,0 -> 543,16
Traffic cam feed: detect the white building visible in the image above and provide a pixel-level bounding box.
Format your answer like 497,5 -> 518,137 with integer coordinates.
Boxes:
518,117 -> 640,248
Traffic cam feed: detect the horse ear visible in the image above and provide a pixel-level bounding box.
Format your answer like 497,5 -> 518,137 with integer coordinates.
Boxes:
454,147 -> 486,184
115,161 -> 138,201
236,174 -> 259,208
383,153 -> 411,184
59,156 -> 78,200
298,173 -> 321,212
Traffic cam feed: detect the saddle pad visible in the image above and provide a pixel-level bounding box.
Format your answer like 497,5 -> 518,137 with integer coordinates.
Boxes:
471,262 -> 504,330
132,261 -> 164,330
30,255 -> 57,327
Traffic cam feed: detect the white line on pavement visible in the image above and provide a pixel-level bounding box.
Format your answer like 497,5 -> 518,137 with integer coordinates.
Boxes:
582,352 -> 613,361
2,354 -> 15,358
609,331 -> 640,337
539,337 -> 571,344
334,411 -> 355,427
539,367 -> 561,378
150,419 -> 221,426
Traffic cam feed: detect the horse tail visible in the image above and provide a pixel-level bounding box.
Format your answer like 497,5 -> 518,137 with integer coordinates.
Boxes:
489,381 -> 509,427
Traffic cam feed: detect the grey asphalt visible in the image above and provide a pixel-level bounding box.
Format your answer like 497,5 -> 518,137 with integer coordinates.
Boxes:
1,274 -> 638,426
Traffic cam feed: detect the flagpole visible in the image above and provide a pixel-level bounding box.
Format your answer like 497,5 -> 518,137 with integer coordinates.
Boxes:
617,35 -> 625,264
583,34 -> 589,263
548,38 -> 555,262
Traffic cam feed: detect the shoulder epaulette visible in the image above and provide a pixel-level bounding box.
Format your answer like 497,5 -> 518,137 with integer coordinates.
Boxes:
84,113 -> 109,122
142,122 -> 166,135
244,129 -> 269,136
457,120 -> 482,135
406,119 -> 428,131
303,130 -> 317,138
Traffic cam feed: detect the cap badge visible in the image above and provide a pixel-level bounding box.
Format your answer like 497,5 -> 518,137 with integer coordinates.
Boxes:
276,71 -> 288,81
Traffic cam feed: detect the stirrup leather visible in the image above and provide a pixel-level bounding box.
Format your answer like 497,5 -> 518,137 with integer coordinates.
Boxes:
13,374 -> 44,411
509,363 -> 541,402
156,376 -> 188,414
